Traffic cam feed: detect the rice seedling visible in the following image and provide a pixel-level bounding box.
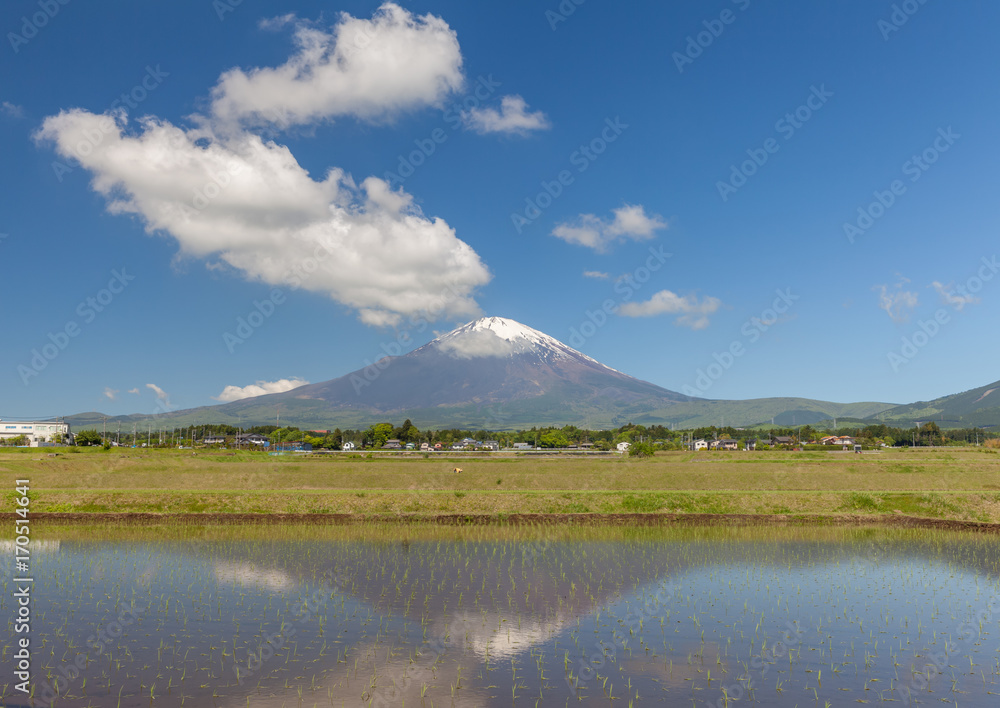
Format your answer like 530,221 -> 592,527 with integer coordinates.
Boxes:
15,521 -> 1000,706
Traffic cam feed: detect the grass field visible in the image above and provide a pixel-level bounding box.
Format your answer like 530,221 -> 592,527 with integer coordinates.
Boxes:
3,446 -> 1000,522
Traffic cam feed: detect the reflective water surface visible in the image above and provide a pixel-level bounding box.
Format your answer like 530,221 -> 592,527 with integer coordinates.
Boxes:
6,524 -> 999,707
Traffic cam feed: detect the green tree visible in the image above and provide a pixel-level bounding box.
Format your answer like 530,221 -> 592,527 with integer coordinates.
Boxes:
538,431 -> 570,448
629,441 -> 656,458
75,430 -> 102,446
365,423 -> 394,448
397,419 -> 419,443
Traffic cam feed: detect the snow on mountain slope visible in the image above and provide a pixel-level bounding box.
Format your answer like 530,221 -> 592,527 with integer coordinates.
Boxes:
428,316 -> 622,373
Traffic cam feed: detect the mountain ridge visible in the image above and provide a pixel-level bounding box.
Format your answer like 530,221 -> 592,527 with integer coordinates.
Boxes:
53,316 -> 996,430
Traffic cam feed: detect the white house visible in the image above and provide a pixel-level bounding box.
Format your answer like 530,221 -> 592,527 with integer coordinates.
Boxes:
342,441 -> 356,451
692,439 -> 708,451
616,441 -> 631,453
0,421 -> 70,446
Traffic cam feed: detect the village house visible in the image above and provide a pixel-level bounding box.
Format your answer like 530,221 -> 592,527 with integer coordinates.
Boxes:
236,433 -> 269,446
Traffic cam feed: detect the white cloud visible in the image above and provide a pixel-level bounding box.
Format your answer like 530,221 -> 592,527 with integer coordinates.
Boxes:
103,387 -> 119,401
462,95 -> 550,135
213,377 -> 309,402
552,204 -> 666,252
874,279 -> 918,323
258,13 -> 296,31
1,101 -> 25,118
127,387 -> 140,395
35,3 -> 491,329
931,281 -> 979,311
618,290 -> 722,330
583,270 -> 609,280
436,330 -> 514,359
209,3 -> 463,130
36,111 -> 490,328
146,383 -> 172,407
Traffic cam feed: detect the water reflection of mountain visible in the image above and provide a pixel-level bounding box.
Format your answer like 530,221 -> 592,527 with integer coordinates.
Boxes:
40,526 -> 999,707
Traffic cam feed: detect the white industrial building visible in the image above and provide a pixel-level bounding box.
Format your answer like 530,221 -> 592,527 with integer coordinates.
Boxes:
0,421 -> 71,446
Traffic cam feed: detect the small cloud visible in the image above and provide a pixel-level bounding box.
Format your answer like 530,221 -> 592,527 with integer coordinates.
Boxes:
146,383 -> 172,408
1,101 -> 24,118
583,270 -> 610,280
618,289 -> 722,330
874,277 -> 918,323
462,95 -> 550,136
553,204 -> 667,252
127,387 -> 140,395
437,330 -> 515,359
931,281 -> 979,311
103,387 -> 119,401
258,13 -> 296,30
213,377 -> 309,402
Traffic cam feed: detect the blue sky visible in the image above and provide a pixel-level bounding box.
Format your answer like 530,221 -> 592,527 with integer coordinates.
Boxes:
2,0 -> 999,420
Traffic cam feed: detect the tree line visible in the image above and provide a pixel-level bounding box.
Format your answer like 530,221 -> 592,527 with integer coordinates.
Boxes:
61,419 -> 997,449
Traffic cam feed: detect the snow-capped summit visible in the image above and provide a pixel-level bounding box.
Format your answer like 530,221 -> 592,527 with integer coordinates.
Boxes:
427,316 -> 614,371
461,316 -> 561,345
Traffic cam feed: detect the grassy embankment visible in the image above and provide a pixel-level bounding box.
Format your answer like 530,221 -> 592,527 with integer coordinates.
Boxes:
2,446 -> 1000,522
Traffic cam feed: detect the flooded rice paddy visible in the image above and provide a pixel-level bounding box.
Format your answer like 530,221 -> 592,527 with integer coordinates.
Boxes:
4,524 -> 999,707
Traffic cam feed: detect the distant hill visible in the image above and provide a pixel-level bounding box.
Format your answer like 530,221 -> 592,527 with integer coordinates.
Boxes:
870,379 -> 1000,428
62,316 -> 904,430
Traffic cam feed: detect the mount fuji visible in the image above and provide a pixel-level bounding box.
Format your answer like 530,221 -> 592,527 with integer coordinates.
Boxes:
232,316 -> 695,429
66,317 -> 898,430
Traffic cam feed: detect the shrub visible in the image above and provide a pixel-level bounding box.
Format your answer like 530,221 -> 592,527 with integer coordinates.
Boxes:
628,442 -> 656,458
